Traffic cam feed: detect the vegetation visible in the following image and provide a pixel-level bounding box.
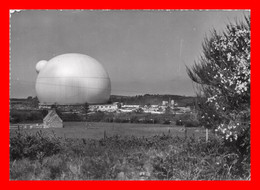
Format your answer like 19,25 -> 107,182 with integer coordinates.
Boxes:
110,94 -> 195,107
10,130 -> 250,180
187,16 -> 250,156
10,106 -> 197,126
11,122 -> 208,141
10,16 -> 251,181
10,93 -> 196,124
10,110 -> 48,123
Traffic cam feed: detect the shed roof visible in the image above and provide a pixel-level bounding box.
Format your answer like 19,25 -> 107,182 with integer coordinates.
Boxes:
44,109 -> 62,123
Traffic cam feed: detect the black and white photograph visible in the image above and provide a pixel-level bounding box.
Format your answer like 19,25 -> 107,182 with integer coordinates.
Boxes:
9,9 -> 250,180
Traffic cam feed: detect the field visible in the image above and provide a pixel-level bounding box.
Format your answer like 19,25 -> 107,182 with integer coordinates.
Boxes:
10,122 -> 208,139
9,122 -> 250,180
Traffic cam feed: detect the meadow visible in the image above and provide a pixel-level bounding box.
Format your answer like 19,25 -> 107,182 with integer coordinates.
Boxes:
10,122 -> 208,139
9,122 -> 250,180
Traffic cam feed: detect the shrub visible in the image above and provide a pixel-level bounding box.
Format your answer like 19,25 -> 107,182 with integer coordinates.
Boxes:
163,120 -> 171,125
42,155 -> 67,180
187,16 -> 250,150
10,130 -> 62,161
81,156 -> 113,179
10,131 -> 250,180
184,120 -> 200,128
10,159 -> 35,180
86,112 -> 105,122
176,119 -> 183,126
10,110 -> 45,123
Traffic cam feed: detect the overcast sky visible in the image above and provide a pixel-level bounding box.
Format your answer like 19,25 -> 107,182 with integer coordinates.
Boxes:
10,10 -> 249,98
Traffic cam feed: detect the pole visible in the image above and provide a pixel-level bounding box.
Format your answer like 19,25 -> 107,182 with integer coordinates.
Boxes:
206,128 -> 209,142
104,130 -> 107,139
184,127 -> 187,140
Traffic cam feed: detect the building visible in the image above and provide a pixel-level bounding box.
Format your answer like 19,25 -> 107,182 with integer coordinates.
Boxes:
120,105 -> 140,113
121,105 -> 140,109
39,103 -> 52,109
43,109 -> 63,128
118,109 -> 134,113
170,100 -> 175,106
162,101 -> 168,106
89,102 -> 119,112
143,105 -> 161,113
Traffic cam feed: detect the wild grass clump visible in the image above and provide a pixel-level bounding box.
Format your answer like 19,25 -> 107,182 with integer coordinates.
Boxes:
10,129 -> 62,161
10,130 -> 250,180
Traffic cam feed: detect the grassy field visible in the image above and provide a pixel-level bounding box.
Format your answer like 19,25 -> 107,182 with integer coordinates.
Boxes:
10,122 -> 209,140
10,122 -> 250,180
10,126 -> 250,180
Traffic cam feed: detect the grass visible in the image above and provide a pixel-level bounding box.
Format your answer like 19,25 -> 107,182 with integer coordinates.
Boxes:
10,122 -> 209,140
9,127 -> 250,180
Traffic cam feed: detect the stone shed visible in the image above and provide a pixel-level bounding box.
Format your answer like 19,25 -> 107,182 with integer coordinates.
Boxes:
43,109 -> 63,128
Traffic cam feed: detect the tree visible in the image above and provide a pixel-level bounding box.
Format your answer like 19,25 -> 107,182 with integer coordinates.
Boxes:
164,106 -> 172,115
187,16 -> 250,147
84,102 -> 89,113
31,96 -> 39,108
27,96 -> 33,100
83,102 -> 89,120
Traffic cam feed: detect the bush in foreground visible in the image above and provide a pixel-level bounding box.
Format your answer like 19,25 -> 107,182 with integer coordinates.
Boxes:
187,16 -> 250,152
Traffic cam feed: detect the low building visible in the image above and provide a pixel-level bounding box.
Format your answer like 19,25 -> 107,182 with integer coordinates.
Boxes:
119,105 -> 140,113
43,109 -> 63,128
118,109 -> 134,113
121,105 -> 140,109
145,110 -> 164,114
162,101 -> 168,106
143,105 -> 160,113
39,103 -> 52,109
89,103 -> 119,112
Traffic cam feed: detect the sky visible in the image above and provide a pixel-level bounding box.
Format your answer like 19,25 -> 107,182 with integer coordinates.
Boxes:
10,10 -> 250,98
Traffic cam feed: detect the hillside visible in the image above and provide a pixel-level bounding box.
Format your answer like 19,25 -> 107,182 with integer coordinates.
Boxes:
110,94 -> 195,107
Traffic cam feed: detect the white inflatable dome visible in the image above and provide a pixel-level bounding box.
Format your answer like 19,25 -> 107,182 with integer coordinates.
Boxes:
35,53 -> 111,105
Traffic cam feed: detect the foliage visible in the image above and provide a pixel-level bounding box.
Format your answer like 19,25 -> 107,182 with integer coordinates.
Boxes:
86,111 -> 106,122
10,110 -> 46,123
10,130 -> 62,161
10,130 -> 250,180
61,113 -> 82,121
176,119 -> 183,126
187,16 -> 250,145
85,112 -> 177,124
183,120 -> 200,128
109,94 -> 195,107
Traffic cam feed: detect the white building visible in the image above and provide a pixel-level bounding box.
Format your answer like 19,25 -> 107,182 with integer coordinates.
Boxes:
89,103 -> 119,112
121,105 -> 140,109
118,109 -> 134,113
119,105 -> 140,113
38,103 -> 52,109
162,101 -> 168,106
